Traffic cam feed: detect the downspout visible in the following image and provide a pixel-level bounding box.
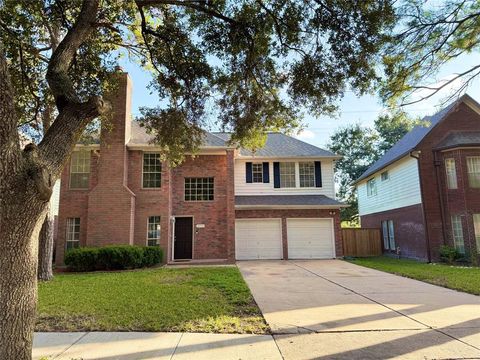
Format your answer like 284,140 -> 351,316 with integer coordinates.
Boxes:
433,151 -> 449,247
410,151 -> 432,262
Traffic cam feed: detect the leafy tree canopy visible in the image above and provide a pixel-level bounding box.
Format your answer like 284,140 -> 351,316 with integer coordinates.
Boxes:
382,0 -> 480,106
0,0 -> 395,165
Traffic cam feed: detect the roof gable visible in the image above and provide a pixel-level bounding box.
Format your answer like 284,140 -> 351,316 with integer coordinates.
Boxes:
356,94 -> 480,183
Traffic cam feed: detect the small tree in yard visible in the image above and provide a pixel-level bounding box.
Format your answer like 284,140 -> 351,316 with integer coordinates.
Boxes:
327,110 -> 416,223
0,1 -> 395,358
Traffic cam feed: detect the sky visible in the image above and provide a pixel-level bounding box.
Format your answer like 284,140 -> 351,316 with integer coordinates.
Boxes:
119,52 -> 480,150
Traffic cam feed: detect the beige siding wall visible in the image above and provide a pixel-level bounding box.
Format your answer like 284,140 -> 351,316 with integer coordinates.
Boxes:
358,156 -> 422,216
234,158 -> 336,197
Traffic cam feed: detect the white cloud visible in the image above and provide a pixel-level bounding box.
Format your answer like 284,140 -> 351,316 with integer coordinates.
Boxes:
294,129 -> 316,140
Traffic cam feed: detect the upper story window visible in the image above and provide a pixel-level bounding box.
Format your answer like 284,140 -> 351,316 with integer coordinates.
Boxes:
143,153 -> 161,188
299,162 -> 315,188
252,163 -> 263,183
147,216 -> 161,246
451,214 -> 465,254
69,151 -> 90,189
367,178 -> 377,196
381,171 -> 389,181
467,156 -> 480,188
66,217 -> 80,250
445,158 -> 458,189
185,177 -> 214,201
279,162 -> 296,188
273,161 -> 322,189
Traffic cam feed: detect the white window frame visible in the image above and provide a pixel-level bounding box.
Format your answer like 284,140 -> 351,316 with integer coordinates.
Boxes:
279,162 -> 296,188
66,217 -> 80,250
467,156 -> 480,188
147,216 -> 161,246
69,151 -> 91,189
142,152 -> 162,189
381,171 -> 389,181
473,214 -> 480,254
445,158 -> 458,189
367,178 -> 377,197
388,220 -> 395,250
382,220 -> 389,250
299,161 -> 316,188
451,215 -> 465,254
252,163 -> 263,183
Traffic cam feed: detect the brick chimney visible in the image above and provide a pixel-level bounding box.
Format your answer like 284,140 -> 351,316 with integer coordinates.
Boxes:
87,72 -> 136,246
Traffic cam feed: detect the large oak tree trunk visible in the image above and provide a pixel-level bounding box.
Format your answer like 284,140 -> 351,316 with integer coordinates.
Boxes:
0,2 -> 104,358
38,204 -> 54,282
0,180 -> 49,359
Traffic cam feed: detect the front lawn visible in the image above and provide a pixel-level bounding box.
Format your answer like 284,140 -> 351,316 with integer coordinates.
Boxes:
349,256 -> 480,295
37,267 -> 268,334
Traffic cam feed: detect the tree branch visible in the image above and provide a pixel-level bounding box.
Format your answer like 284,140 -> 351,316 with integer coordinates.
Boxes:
136,0 -> 239,25
46,0 -> 100,110
38,96 -> 109,176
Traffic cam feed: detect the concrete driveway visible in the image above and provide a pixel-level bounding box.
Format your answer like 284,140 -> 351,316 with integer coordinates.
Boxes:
238,260 -> 480,360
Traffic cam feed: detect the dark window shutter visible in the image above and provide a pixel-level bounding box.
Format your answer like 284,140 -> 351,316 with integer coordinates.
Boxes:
273,162 -> 280,188
262,162 -> 270,183
314,161 -> 322,187
246,162 -> 253,183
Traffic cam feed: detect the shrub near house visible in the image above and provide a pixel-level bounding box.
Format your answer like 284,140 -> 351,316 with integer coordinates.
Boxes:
64,245 -> 163,272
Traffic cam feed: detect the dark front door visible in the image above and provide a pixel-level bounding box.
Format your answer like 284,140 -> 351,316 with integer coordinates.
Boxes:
174,217 -> 193,260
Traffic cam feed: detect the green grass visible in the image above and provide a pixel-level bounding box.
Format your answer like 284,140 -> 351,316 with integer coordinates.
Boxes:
349,256 -> 480,295
37,267 -> 268,334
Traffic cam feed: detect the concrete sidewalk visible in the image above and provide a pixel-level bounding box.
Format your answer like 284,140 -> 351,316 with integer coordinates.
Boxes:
33,331 -> 282,360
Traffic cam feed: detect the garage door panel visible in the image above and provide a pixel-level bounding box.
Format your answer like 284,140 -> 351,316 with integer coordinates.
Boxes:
235,219 -> 283,260
287,218 -> 335,259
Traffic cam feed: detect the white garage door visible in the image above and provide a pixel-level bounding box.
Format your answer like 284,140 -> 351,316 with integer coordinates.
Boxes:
235,219 -> 283,260
287,218 -> 335,259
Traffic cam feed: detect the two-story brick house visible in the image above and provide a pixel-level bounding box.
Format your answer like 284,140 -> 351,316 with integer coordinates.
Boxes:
356,95 -> 480,263
56,72 -> 346,265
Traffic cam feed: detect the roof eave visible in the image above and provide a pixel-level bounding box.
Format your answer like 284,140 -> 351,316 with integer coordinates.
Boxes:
437,144 -> 480,152
236,155 -> 342,160
235,204 -> 349,210
126,143 -> 235,151
353,150 -> 415,186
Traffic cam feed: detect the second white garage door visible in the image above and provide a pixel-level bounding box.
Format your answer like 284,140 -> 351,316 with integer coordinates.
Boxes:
235,219 -> 283,260
287,218 -> 335,259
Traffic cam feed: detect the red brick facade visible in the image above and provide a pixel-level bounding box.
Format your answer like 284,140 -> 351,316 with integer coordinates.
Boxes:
360,101 -> 480,263
360,204 -> 427,260
56,73 -> 343,265
417,103 -> 480,263
235,209 -> 343,258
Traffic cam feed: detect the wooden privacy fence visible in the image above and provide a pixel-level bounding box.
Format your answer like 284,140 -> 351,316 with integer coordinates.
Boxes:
342,228 -> 382,257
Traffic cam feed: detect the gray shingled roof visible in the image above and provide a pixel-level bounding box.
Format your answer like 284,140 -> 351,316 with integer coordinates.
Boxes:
213,132 -> 338,158
435,131 -> 480,150
128,121 -> 229,147
235,195 -> 346,208
355,94 -> 479,184
128,124 -> 338,157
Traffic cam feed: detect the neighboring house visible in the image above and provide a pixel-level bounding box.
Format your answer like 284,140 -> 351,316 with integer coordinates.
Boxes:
355,95 -> 480,263
56,72 -> 346,265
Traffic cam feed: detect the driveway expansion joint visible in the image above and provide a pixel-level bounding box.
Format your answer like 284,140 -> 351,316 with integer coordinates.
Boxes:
54,331 -> 89,359
291,261 -> 480,352
169,332 -> 184,360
